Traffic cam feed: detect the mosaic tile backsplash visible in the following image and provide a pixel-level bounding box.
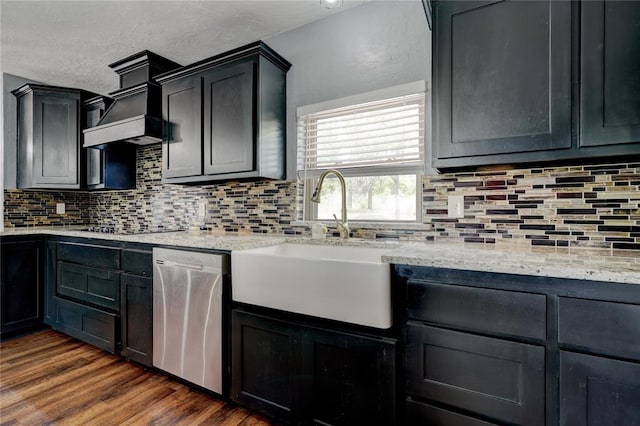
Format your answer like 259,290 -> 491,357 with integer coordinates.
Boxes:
4,144 -> 640,250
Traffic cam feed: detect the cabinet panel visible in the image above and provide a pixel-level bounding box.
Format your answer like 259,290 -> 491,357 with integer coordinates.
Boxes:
0,239 -> 44,337
406,323 -> 545,425
162,75 -> 202,178
407,279 -> 546,341
580,1 -> 640,147
560,351 -> 640,426
57,242 -> 120,270
36,96 -> 78,184
434,0 -> 571,162
406,399 -> 499,426
558,297 -> 640,362
203,61 -> 255,176
121,249 -> 153,277
120,273 -> 152,366
302,328 -> 396,426
54,296 -> 118,353
57,261 -> 120,311
231,309 -> 302,423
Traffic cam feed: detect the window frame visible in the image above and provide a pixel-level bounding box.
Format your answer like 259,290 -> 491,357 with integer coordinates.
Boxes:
297,81 -> 427,224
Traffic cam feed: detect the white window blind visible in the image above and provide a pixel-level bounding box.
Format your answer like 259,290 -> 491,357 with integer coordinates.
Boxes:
298,92 -> 425,177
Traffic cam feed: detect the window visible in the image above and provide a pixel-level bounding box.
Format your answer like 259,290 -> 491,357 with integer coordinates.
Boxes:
298,83 -> 425,223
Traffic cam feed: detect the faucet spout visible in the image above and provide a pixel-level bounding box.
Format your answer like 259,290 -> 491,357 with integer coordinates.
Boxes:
310,169 -> 349,239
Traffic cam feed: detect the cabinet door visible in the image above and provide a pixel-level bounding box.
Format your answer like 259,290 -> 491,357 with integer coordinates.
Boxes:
580,1 -> 640,147
86,148 -> 103,187
0,240 -> 43,337
120,273 -> 152,366
162,75 -> 203,178
33,92 -> 81,186
231,309 -> 303,423
302,328 -> 397,426
406,323 -> 545,425
433,1 -> 572,164
560,351 -> 640,426
203,61 -> 255,176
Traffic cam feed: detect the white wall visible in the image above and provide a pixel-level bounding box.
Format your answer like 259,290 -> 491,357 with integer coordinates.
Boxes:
266,1 -> 432,179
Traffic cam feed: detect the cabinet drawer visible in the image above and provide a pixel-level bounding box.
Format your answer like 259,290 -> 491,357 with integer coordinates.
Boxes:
121,249 -> 152,277
406,398 -> 498,426
406,323 -> 545,426
57,261 -> 120,311
54,297 -> 118,353
407,280 -> 546,341
57,242 -> 120,269
558,297 -> 640,362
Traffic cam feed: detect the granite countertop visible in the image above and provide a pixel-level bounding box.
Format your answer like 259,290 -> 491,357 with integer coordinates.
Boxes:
2,227 -> 640,285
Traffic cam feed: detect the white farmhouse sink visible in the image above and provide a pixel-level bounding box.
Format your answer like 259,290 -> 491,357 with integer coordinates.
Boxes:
231,243 -> 393,329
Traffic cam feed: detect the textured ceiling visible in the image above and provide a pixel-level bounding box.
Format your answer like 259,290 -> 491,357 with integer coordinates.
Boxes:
0,0 -> 365,94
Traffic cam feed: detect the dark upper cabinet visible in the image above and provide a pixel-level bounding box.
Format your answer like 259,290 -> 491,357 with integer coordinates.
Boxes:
13,84 -> 85,189
157,41 -> 290,183
161,75 -> 202,179
560,351 -> 640,426
84,96 -> 136,191
432,1 -> 640,169
579,1 -> 640,148
0,237 -> 44,338
433,1 -> 572,167
203,61 -> 254,176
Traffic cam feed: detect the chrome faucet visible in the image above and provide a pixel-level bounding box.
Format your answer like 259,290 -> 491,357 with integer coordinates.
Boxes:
311,169 -> 350,239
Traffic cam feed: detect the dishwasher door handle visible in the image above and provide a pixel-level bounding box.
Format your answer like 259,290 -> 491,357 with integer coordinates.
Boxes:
156,259 -> 204,271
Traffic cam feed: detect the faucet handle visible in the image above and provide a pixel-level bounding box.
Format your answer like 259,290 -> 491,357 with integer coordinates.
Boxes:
333,214 -> 350,239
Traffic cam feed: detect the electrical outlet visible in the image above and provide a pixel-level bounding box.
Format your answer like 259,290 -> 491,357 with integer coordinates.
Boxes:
447,195 -> 464,219
198,201 -> 206,217
56,203 -> 66,215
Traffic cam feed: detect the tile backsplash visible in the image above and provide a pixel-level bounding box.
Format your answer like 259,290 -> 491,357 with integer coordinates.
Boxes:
4,145 -> 640,250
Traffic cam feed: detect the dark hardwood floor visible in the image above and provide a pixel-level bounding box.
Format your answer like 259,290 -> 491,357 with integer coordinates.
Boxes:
0,330 -> 273,425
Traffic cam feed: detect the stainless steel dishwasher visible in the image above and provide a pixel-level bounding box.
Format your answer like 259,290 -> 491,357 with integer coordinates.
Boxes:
152,248 -> 229,394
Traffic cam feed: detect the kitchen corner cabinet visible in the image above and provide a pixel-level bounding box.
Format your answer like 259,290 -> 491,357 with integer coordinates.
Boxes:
231,308 -> 397,425
0,237 -> 44,339
432,1 -> 640,169
13,84 -> 87,189
157,41 -> 290,184
84,96 -> 137,191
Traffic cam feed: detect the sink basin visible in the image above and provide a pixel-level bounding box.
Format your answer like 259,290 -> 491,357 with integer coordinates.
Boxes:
231,243 -> 393,329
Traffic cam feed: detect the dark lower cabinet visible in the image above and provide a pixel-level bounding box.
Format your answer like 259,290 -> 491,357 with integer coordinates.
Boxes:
397,264 -> 640,426
0,238 -> 44,338
120,273 -> 153,366
45,237 -> 154,361
54,296 -> 118,352
232,309 -> 302,422
231,308 -> 397,425
302,327 -> 396,426
560,351 -> 640,426
406,323 -> 545,425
